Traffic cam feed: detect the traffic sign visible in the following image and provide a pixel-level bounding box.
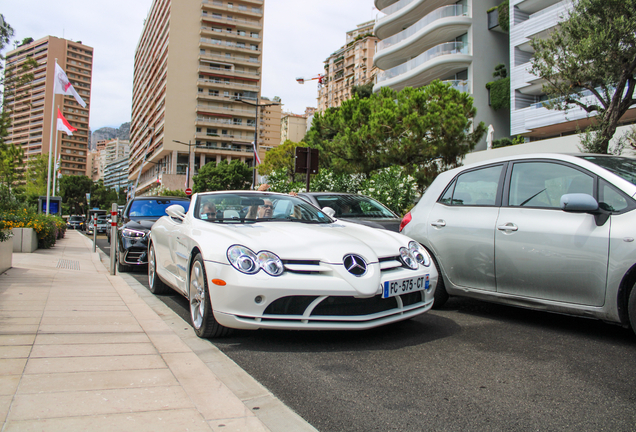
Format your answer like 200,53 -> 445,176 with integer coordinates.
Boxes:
185,188 -> 192,196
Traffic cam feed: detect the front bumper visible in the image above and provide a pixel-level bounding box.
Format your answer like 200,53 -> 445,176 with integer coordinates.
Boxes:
204,260 -> 437,331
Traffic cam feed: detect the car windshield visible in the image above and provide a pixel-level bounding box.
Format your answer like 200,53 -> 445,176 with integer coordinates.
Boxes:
195,192 -> 334,224
579,155 -> 636,185
312,194 -> 397,218
69,216 -> 83,222
97,216 -> 108,222
128,199 -> 191,218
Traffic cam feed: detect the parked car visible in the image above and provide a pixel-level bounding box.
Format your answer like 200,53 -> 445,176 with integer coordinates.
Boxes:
148,191 -> 437,338
87,216 -> 108,234
297,192 -> 402,231
66,215 -> 85,231
400,153 -> 636,334
115,196 -> 191,273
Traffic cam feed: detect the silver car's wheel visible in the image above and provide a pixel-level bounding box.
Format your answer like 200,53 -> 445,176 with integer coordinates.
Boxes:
148,243 -> 169,294
628,285 -> 636,336
189,253 -> 232,338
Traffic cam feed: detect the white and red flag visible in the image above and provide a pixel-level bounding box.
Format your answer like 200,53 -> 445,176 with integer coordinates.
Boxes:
57,108 -> 77,136
54,63 -> 87,107
252,141 -> 261,165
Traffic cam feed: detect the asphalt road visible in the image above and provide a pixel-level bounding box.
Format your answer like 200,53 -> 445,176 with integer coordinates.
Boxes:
93,234 -> 636,432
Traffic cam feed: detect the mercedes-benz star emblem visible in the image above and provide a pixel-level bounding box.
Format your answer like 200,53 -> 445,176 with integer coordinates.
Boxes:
343,254 -> 367,276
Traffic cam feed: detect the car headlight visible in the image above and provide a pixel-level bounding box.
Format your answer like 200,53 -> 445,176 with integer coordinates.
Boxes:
399,246 -> 419,270
122,228 -> 147,238
257,251 -> 284,276
408,241 -> 431,267
227,245 -> 284,276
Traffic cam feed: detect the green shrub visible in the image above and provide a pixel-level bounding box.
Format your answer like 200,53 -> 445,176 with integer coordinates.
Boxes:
0,208 -> 65,248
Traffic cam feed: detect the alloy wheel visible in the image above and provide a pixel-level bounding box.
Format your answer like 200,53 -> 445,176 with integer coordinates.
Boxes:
190,261 -> 206,329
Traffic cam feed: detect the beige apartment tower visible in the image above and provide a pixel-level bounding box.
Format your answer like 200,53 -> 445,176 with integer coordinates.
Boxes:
317,21 -> 378,112
130,0 -> 266,194
3,36 -> 93,176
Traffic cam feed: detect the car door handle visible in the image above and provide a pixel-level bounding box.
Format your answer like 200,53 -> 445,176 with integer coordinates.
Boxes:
430,220 -> 446,227
497,223 -> 518,232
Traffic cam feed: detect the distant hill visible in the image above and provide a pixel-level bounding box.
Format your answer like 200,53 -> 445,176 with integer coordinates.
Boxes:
90,122 -> 130,150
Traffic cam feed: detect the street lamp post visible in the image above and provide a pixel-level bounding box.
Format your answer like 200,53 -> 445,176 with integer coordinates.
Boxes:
233,97 -> 280,187
172,140 -> 196,190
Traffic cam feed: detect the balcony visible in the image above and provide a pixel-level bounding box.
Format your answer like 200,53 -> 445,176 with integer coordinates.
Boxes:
375,0 -> 444,40
375,0 -> 400,10
374,41 -> 471,92
375,4 -> 471,70
198,64 -> 260,79
442,79 -> 471,93
200,12 -> 262,30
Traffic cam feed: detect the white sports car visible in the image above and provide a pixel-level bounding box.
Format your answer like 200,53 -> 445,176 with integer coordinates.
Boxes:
148,191 -> 437,338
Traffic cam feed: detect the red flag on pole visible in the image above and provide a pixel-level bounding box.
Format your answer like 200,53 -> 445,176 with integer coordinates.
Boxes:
56,108 -> 77,136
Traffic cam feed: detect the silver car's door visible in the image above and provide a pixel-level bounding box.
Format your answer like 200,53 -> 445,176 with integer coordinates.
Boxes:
495,161 -> 609,306
426,164 -> 505,291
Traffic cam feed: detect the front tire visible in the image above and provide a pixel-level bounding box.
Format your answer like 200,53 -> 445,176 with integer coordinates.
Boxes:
430,253 -> 449,309
189,253 -> 232,338
628,286 -> 636,335
148,243 -> 169,294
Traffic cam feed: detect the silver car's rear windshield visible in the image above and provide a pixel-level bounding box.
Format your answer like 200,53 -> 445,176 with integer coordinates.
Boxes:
578,155 -> 636,185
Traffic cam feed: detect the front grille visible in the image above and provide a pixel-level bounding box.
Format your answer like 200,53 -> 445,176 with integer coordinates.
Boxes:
264,296 -> 318,315
264,291 -> 424,317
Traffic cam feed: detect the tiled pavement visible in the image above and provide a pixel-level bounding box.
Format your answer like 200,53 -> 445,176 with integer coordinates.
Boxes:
0,231 -> 317,432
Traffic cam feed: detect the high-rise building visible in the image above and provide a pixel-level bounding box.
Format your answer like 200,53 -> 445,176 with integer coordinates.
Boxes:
281,112 -> 308,144
98,138 -> 130,180
3,36 -> 93,176
258,97 -> 282,154
317,21 -> 379,111
372,0 -> 510,150
130,0 -> 266,195
509,0 -> 636,140
103,157 -> 130,192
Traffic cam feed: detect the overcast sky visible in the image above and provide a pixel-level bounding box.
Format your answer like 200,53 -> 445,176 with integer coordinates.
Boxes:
2,0 -> 376,131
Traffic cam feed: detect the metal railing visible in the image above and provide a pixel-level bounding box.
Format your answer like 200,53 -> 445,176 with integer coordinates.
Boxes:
377,0 -> 416,20
377,5 -> 470,51
377,42 -> 470,83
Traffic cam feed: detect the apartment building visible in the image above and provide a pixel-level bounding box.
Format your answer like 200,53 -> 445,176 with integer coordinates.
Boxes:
129,0 -> 266,194
103,157 -> 130,191
317,21 -> 379,111
99,139 -> 130,180
257,97 -> 282,153
3,36 -> 93,176
281,112 -> 308,144
509,0 -> 636,139
372,0 -> 509,150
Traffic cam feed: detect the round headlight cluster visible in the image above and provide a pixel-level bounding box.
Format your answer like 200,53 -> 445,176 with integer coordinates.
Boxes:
408,241 -> 431,267
399,247 -> 419,270
227,245 -> 284,276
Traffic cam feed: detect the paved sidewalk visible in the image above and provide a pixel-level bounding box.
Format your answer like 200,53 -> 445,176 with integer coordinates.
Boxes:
0,231 -> 317,432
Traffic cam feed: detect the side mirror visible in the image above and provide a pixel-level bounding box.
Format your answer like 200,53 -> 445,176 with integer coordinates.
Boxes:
322,206 -> 336,218
560,193 -> 598,212
560,193 -> 609,226
166,204 -> 186,220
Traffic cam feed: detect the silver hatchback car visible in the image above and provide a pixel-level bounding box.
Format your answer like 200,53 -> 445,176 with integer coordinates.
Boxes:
401,153 -> 636,334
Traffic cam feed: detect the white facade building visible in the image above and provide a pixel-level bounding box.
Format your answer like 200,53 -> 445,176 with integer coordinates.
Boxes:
373,0 -> 510,150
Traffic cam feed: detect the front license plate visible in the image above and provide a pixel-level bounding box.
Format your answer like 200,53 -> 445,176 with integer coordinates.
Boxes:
382,275 -> 429,299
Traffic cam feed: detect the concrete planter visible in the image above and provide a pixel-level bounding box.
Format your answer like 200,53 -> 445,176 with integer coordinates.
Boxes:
12,228 -> 38,253
0,234 -> 12,273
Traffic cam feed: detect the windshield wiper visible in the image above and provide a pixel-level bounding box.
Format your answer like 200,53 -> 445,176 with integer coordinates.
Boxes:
520,188 -> 546,206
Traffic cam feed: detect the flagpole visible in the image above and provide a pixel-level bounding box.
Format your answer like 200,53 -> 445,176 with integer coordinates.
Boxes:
45,58 -> 58,216
52,105 -> 60,197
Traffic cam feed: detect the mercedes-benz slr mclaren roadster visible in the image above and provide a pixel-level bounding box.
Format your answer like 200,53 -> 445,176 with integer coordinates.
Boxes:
148,191 -> 437,338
